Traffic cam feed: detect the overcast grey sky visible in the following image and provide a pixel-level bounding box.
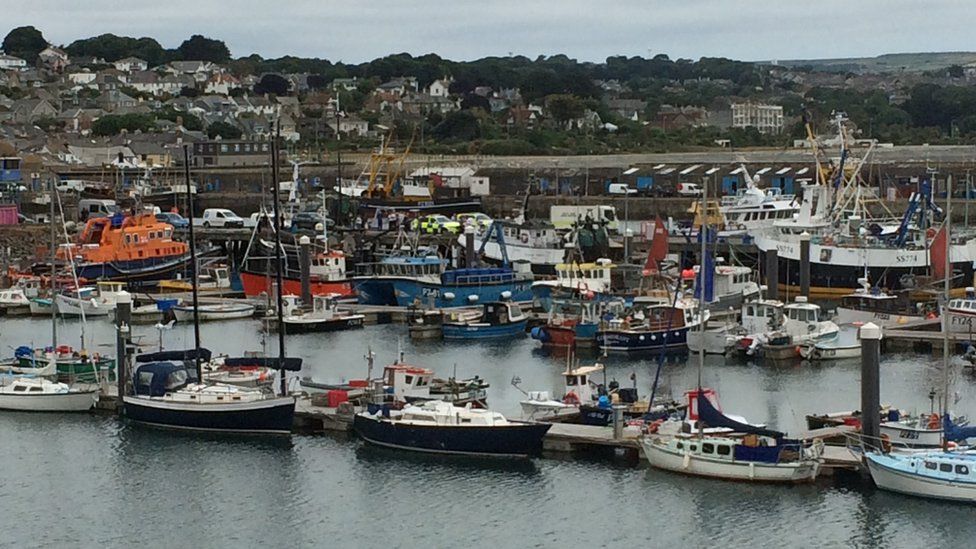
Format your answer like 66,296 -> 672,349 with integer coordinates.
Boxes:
6,0 -> 975,62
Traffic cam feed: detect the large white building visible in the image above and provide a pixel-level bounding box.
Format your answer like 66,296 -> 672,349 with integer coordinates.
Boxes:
731,103 -> 784,134
0,53 -> 27,71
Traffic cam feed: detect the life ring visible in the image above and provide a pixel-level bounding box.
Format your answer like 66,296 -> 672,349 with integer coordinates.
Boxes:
927,227 -> 937,240
563,392 -> 580,405
881,433 -> 892,454
928,413 -> 940,430
927,312 -> 937,320
647,419 -> 664,434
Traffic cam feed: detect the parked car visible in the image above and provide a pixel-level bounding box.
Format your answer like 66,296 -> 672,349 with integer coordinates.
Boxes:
676,182 -> 703,197
202,208 -> 245,228
155,212 -> 189,229
411,214 -> 461,234
291,212 -> 335,232
454,212 -> 493,230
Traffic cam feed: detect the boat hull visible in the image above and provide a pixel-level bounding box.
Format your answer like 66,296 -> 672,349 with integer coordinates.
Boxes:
173,305 -> 255,321
442,319 -> 527,340
353,414 -> 551,457
390,278 -> 533,308
17,357 -> 116,383
240,271 -> 355,299
0,390 -> 98,412
283,316 -> 365,334
123,395 -> 296,434
642,438 -> 819,483
73,254 -> 193,286
866,453 -> 976,502
880,422 -> 943,448
359,197 -> 482,216
597,326 -> 691,353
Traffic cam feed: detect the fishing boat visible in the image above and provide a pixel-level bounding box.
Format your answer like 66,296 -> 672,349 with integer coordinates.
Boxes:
14,345 -> 115,383
529,297 -> 601,349
52,212 -> 192,284
123,352 -> 296,434
0,287 -> 30,308
359,253 -> 533,309
470,219 -> 569,275
517,363 -> 650,424
800,324 -> 861,361
945,290 -> 976,334
530,259 -> 614,310
597,299 -> 706,354
201,356 -> 283,388
719,168 -> 799,234
282,294 -> 365,334
834,280 -> 933,328
158,264 -> 231,293
300,360 -> 489,408
0,375 -> 98,412
54,281 -> 127,317
240,238 -> 355,300
353,400 -> 551,457
442,301 -> 528,340
641,389 -> 822,483
172,302 -> 255,321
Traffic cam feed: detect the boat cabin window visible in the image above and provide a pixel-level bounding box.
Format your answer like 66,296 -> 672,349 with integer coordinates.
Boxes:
13,385 -> 27,392
716,445 -> 731,456
567,376 -> 580,387
940,463 -> 953,473
30,386 -> 42,392
746,305 -> 755,316
676,441 -> 683,450
509,304 -> 523,318
689,444 -> 697,452
924,461 -> 937,470
404,375 -> 413,385
164,370 -> 188,390
956,465 -> 970,475
702,443 -> 715,454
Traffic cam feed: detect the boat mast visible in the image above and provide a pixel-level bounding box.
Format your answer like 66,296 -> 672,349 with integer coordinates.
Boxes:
942,173 -> 952,452
49,178 -> 56,347
697,164 -> 708,438
182,145 -> 203,381
271,120 -> 287,396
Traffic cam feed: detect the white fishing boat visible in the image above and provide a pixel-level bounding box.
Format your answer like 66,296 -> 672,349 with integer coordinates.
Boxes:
0,288 -> 30,308
946,291 -> 976,334
720,181 -> 799,234
0,376 -> 98,412
29,297 -> 54,316
800,324 -> 862,361
55,281 -> 128,317
173,302 -> 255,321
469,219 -> 569,274
834,279 -> 932,328
282,294 -> 365,334
519,364 -> 604,420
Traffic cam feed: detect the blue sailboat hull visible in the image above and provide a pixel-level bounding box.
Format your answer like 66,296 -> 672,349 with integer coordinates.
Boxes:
353,414 -> 551,457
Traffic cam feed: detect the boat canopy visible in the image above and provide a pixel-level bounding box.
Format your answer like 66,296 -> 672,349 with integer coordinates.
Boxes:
224,356 -> 303,371
695,388 -> 785,439
944,415 -> 976,442
133,362 -> 196,396
136,348 -> 213,363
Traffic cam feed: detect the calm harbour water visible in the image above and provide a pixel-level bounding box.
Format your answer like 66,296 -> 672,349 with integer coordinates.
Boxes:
2,317 -> 976,548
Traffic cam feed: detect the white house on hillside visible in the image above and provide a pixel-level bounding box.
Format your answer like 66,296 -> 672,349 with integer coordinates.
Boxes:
114,57 -> 149,73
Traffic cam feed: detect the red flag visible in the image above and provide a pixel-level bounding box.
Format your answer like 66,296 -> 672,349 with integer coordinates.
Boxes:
644,216 -> 668,275
930,225 -> 947,281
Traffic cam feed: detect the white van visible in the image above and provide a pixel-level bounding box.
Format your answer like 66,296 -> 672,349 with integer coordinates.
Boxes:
202,208 -> 245,228
676,182 -> 703,197
550,205 -> 619,231
78,199 -> 120,221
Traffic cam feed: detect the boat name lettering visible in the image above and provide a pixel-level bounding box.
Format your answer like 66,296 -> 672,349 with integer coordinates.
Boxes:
899,430 -> 919,440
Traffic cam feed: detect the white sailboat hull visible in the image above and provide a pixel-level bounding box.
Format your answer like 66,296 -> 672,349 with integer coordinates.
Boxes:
173,304 -> 255,321
642,437 -> 819,483
0,390 -> 98,412
834,307 -> 925,329
866,454 -> 976,502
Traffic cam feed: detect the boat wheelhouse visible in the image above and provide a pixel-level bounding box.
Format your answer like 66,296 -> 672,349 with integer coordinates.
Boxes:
469,219 -> 568,275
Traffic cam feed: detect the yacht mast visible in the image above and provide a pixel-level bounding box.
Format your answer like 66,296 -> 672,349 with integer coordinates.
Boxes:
697,167 -> 708,438
49,179 -> 57,347
271,120 -> 288,396
942,174 -> 952,452
183,146 -> 203,381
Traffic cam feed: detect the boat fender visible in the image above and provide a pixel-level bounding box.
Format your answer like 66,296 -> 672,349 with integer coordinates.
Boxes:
928,413 -> 940,430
